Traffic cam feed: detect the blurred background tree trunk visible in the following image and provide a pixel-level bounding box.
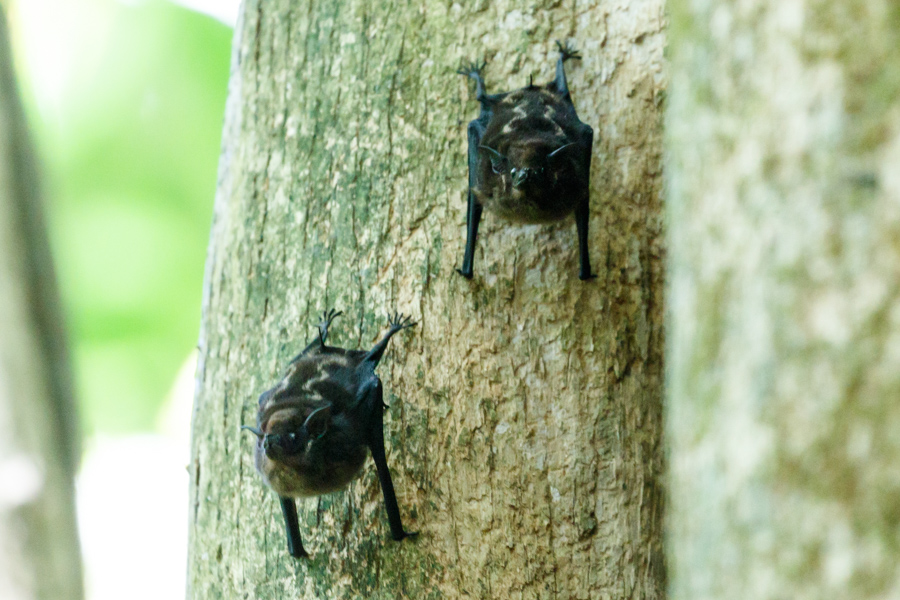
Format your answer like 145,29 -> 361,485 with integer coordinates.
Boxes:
188,0 -> 666,597
667,0 -> 900,598
0,8 -> 83,600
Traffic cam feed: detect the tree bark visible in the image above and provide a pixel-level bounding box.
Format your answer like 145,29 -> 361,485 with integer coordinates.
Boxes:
189,0 -> 666,597
667,0 -> 900,598
0,8 -> 83,600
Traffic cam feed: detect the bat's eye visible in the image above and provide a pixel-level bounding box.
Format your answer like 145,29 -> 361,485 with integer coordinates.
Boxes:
287,433 -> 297,441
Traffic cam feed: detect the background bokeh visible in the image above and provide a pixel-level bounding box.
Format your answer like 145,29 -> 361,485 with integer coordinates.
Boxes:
7,0 -> 238,596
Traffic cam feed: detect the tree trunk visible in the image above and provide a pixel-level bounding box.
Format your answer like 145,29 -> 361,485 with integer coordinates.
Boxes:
189,1 -> 666,597
667,0 -> 900,598
0,8 -> 83,600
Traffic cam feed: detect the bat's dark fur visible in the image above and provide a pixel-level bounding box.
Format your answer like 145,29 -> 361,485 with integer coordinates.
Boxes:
457,41 -> 595,280
241,309 -> 417,558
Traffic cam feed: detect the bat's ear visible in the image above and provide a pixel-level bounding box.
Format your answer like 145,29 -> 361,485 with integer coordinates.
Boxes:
303,405 -> 332,440
479,145 -> 509,174
478,145 -> 506,161
547,142 -> 576,161
241,425 -> 263,438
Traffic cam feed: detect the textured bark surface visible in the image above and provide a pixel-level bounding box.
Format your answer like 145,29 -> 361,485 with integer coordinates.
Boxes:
0,8 -> 83,600
189,0 -> 666,598
667,0 -> 900,598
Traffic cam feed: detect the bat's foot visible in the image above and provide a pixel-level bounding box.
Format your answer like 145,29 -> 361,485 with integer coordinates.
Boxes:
316,308 -> 342,345
456,267 -> 474,279
556,40 -> 582,62
317,308 -> 342,329
456,59 -> 486,79
579,271 -> 598,281
387,312 -> 417,332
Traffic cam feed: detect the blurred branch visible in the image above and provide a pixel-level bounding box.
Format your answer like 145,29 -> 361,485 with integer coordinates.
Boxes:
0,4 -> 83,599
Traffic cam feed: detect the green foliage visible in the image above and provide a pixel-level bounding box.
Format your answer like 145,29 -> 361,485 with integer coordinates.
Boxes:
12,0 -> 231,434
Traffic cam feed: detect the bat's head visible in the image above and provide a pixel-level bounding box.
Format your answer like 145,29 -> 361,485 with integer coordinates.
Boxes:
242,404 -> 332,462
479,140 -> 579,197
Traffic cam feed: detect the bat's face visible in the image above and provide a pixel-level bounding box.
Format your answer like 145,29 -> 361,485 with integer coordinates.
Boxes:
257,400 -> 331,460
249,401 -> 359,497
262,426 -> 311,462
477,138 -> 582,222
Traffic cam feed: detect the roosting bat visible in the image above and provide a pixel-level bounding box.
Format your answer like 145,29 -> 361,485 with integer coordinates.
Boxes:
457,40 -> 595,280
241,309 -> 418,558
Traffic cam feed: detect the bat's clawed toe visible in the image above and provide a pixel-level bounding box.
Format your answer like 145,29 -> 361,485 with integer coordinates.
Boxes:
387,312 -> 417,331
318,308 -> 342,328
555,39 -> 582,61
456,59 -> 486,79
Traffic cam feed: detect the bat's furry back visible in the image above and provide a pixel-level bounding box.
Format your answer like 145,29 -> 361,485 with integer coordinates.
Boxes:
253,349 -> 370,498
475,86 -> 591,223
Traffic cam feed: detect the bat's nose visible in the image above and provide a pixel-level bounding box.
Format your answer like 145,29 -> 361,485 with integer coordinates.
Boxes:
511,168 -> 529,188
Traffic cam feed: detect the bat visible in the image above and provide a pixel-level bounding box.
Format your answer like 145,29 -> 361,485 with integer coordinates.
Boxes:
457,40 -> 595,280
241,308 -> 418,558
